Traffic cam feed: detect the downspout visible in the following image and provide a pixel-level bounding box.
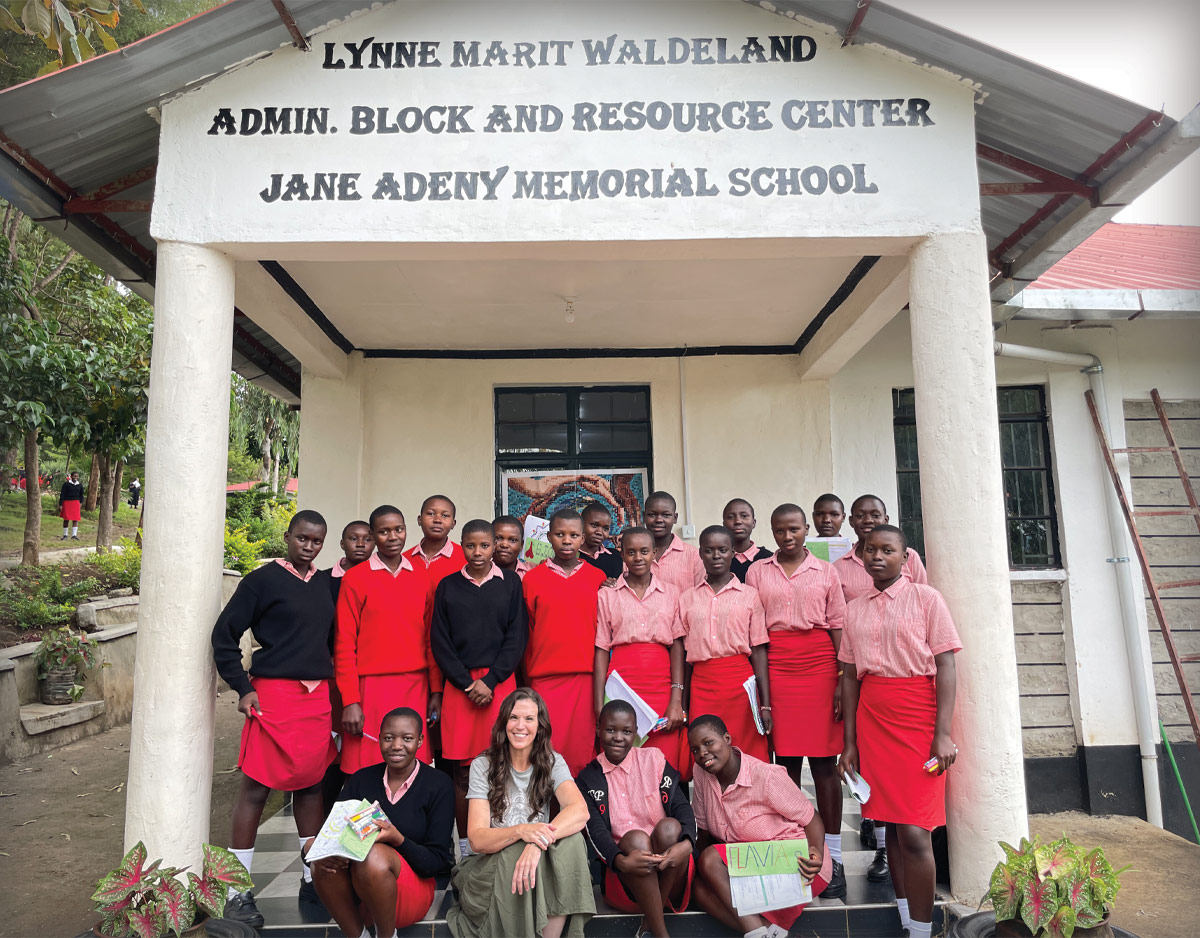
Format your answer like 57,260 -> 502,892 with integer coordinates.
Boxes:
678,355 -> 693,533
994,341 -> 1164,828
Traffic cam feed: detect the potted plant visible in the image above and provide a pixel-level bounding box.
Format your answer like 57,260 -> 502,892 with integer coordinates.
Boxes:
951,835 -> 1134,938
90,841 -> 255,938
34,627 -> 102,704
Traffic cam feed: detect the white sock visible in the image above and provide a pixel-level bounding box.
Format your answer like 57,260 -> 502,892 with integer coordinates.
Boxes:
359,930 -> 370,938
298,836 -> 313,882
825,833 -> 842,863
876,825 -> 887,849
228,847 -> 253,898
897,897 -> 911,928
908,921 -> 931,938
459,837 -> 473,858
71,524 -> 78,536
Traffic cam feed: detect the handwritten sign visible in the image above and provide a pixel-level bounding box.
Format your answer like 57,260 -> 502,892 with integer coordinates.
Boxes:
726,839 -> 809,877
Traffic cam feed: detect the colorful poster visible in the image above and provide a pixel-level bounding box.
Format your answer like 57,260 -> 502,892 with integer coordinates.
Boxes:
502,469 -> 648,539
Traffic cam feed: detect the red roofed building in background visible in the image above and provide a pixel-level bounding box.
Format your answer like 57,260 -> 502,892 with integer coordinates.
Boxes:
1031,223 -> 1200,291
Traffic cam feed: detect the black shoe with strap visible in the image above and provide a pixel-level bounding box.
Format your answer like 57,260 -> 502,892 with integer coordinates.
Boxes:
867,846 -> 891,882
823,859 -> 847,899
224,890 -> 265,929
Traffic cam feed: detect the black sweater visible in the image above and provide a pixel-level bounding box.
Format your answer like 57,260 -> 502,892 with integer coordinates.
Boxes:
338,763 -> 455,879
211,562 -> 336,698
59,480 -> 83,503
731,546 -> 773,583
583,548 -> 624,580
430,569 -> 527,692
576,756 -> 697,866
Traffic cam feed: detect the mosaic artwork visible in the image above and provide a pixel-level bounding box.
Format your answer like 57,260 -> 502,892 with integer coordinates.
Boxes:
501,469 -> 649,538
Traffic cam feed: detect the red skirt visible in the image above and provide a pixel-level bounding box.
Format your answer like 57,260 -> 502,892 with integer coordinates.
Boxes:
441,668 -> 516,760
689,656 -> 768,763
340,671 -> 430,774
60,500 -> 82,521
359,849 -> 436,929
603,855 -> 694,914
238,677 -> 336,790
529,673 -> 595,777
857,674 -> 946,830
609,643 -> 689,776
712,844 -> 827,930
767,629 -> 842,758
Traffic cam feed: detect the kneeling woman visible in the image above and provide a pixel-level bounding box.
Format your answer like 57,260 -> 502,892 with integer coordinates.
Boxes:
688,715 -> 830,938
310,707 -> 454,938
447,688 -> 595,938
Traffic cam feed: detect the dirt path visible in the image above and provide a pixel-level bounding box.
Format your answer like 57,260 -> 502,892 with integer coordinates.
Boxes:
0,691 -> 248,938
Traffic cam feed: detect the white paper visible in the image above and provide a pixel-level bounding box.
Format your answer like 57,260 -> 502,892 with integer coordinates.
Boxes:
843,767 -> 872,805
304,800 -> 366,863
805,536 -> 854,563
743,675 -> 765,735
730,871 -> 812,914
604,670 -> 661,740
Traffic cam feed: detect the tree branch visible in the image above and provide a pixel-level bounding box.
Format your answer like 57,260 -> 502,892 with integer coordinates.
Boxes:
34,248 -> 76,293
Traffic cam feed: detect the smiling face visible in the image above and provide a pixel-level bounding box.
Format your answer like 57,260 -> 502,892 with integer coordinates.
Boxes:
372,512 -> 407,561
548,517 -> 584,563
340,523 -> 373,565
863,528 -> 906,584
689,722 -> 733,775
462,528 -> 494,572
722,500 -> 755,546
419,497 -> 456,543
506,698 -> 540,752
284,520 -> 326,568
644,497 -> 678,540
812,499 -> 846,537
620,530 -> 654,578
699,530 -> 733,579
850,498 -> 888,541
582,509 -> 612,554
599,708 -> 638,765
378,713 -> 423,770
770,509 -> 809,559
492,522 -> 523,568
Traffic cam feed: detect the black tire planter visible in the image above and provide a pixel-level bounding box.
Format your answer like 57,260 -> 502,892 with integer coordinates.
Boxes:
950,910 -> 1136,938
40,667 -> 77,705
75,916 -> 257,938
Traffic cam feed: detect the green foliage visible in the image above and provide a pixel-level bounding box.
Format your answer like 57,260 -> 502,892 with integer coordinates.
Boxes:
0,0 -> 140,75
223,527 -> 264,575
243,499 -> 293,559
92,840 -> 251,937
988,835 -> 1127,938
225,445 -> 260,485
0,566 -> 99,631
93,537 -> 141,590
34,625 -> 101,700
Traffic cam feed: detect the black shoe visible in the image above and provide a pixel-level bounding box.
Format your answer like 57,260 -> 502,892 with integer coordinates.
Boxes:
859,816 -> 876,848
823,860 -> 847,899
867,846 -> 890,882
224,890 -> 265,929
298,877 -> 331,922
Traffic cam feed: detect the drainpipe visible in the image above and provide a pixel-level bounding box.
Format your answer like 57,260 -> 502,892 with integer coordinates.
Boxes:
994,341 -> 1164,828
678,355 -> 694,534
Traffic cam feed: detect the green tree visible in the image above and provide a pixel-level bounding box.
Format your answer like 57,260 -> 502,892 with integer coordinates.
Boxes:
232,374 -> 299,494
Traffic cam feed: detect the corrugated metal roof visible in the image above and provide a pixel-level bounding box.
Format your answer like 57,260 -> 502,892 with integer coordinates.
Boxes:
1030,223 -> 1200,291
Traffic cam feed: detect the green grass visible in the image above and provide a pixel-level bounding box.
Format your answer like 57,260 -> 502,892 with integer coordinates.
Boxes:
0,492 -> 142,559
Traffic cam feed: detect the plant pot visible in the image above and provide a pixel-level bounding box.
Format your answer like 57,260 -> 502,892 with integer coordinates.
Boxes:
40,667 -> 78,705
79,915 -> 256,938
950,910 -> 1137,938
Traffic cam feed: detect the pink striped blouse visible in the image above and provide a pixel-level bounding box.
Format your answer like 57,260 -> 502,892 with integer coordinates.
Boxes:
651,535 -> 706,595
678,578 -> 769,662
745,552 -> 845,632
834,547 -> 928,604
595,576 -> 684,650
839,578 -> 962,679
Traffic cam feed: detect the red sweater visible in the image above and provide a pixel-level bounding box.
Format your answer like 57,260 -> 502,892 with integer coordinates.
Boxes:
522,561 -> 606,678
335,559 -> 439,706
405,542 -> 467,605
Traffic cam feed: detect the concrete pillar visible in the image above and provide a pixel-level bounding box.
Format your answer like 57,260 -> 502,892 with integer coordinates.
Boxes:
125,242 -> 234,867
298,353 -> 366,544
908,232 -> 1029,902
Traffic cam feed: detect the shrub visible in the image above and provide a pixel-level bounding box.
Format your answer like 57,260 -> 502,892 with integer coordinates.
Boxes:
3,591 -> 75,631
39,567 -> 101,605
93,538 -> 142,591
223,527 -> 265,575
244,499 -> 293,559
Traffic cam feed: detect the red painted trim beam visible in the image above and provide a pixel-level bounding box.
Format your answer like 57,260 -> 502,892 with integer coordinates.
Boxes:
64,199 -> 152,214
87,164 -> 156,200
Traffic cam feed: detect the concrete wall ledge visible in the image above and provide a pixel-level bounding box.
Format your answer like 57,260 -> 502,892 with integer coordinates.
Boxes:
76,595 -> 140,631
1010,569 -> 1068,582
20,699 -> 105,735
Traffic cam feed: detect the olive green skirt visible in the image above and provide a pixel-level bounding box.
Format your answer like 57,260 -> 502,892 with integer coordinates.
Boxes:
446,833 -> 595,938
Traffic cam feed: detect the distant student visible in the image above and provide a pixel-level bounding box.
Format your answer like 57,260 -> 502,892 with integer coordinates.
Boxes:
431,519 -> 528,859
581,501 -> 625,579
577,701 -> 696,938
310,708 -> 454,938
328,520 -> 374,601
521,508 -> 606,776
688,715 -> 830,938
811,494 -> 846,538
722,498 -> 772,582
405,494 -> 467,587
593,526 -> 687,772
746,504 -> 848,899
678,526 -> 771,763
211,510 -> 338,928
835,494 -> 927,603
335,505 -> 438,774
59,469 -> 83,540
839,525 -> 961,938
492,515 -> 534,578
643,491 -> 705,594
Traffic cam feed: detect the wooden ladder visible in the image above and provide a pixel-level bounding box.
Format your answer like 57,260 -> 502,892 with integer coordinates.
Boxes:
1085,388 -> 1200,748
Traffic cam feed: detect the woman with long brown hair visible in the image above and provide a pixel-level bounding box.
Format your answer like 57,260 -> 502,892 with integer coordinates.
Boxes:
446,687 -> 594,938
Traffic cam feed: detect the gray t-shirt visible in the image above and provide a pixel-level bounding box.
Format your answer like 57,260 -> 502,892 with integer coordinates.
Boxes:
467,753 -> 572,827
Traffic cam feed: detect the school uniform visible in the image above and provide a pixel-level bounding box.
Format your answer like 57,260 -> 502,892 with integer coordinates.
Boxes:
582,545 -> 624,580
693,750 -> 831,931
431,564 -> 527,760
405,540 -> 467,601
835,546 -> 928,604
746,552 -> 846,758
577,747 -> 696,914
839,579 -> 962,830
58,478 -> 83,521
211,560 -> 337,790
596,576 -> 688,771
730,542 -> 772,583
677,578 -> 770,762
337,761 -> 455,928
651,535 -> 706,595
522,558 -> 607,776
335,553 -> 437,771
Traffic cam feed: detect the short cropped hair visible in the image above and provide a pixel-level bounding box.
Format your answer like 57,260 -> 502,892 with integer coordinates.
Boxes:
722,498 -> 754,516
581,501 -> 612,521
341,519 -> 370,537
771,502 -> 807,523
380,707 -> 423,735
620,525 -> 653,546
599,699 -> 636,724
688,714 -> 729,737
549,508 -> 582,529
851,494 -> 888,514
866,523 -> 908,552
700,524 -> 733,545
492,515 -> 523,533
287,509 -> 327,533
421,494 -> 456,516
369,504 -> 404,528
462,518 -> 493,539
813,494 -> 844,511
645,491 -> 677,511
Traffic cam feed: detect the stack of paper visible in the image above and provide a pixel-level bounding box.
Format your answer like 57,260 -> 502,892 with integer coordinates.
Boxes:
743,675 -> 765,735
805,536 -> 854,563
305,799 -> 381,863
604,670 -> 665,743
726,839 -> 813,914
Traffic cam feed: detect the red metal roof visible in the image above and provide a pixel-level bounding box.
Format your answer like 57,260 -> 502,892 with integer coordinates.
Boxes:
226,478 -> 298,494
1030,224 -> 1200,291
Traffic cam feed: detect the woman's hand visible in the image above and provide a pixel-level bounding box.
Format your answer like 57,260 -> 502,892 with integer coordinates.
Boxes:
930,731 -> 957,775
656,840 -> 692,870
664,699 -> 687,732
837,742 -> 858,782
797,845 -> 823,883
237,692 -> 261,719
511,843 -> 543,895
374,817 -> 404,847
342,703 -> 364,736
466,680 -> 492,707
759,706 -> 773,735
614,848 -> 663,876
518,822 -> 557,850
312,856 -> 348,875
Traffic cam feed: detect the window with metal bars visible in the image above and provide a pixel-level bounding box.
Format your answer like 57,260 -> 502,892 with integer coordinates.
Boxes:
892,386 -> 1061,568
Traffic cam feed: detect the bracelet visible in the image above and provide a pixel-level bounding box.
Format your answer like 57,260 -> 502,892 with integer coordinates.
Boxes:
759,705 -> 772,710
670,683 -> 685,690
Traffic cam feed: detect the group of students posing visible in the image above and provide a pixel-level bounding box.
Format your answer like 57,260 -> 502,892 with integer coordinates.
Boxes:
211,490 -> 962,938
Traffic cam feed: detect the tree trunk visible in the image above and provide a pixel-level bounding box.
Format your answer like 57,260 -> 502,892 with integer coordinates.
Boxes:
271,445 -> 280,494
83,451 -> 101,511
21,429 -> 40,565
112,459 -> 125,512
2,444 -> 19,486
96,451 -> 117,553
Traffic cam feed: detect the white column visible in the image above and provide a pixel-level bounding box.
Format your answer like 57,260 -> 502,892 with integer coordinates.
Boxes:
125,242 -> 234,867
909,232 -> 1029,902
